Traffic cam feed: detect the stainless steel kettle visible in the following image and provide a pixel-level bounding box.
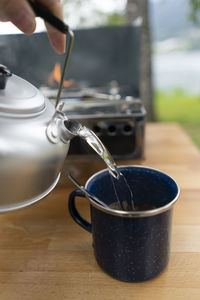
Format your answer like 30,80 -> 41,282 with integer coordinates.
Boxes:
0,64 -> 119,213
0,64 -> 76,212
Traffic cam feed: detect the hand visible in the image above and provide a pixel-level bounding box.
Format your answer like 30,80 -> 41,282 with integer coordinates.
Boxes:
0,0 -> 66,54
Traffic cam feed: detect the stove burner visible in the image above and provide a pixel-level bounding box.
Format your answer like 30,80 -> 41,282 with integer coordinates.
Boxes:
40,80 -> 120,100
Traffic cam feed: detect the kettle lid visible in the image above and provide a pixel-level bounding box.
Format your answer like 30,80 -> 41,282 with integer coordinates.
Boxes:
0,66 -> 45,115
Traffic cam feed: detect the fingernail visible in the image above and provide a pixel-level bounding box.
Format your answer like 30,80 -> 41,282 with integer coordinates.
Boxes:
12,10 -> 36,35
49,31 -> 66,54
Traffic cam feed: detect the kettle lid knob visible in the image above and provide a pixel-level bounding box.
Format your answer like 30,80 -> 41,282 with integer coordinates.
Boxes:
0,65 -> 12,90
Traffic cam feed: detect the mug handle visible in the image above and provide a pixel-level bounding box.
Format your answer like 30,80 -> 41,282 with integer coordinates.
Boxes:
68,189 -> 92,233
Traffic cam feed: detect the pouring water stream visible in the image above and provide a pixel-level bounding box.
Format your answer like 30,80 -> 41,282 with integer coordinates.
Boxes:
64,119 -> 135,211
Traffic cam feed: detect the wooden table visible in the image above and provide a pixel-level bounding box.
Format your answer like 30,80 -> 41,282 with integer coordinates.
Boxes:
0,123 -> 200,300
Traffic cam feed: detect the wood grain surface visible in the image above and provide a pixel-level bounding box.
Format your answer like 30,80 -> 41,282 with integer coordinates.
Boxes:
0,123 -> 200,300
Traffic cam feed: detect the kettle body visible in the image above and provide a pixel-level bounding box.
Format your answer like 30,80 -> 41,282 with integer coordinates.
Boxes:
0,69 -> 70,212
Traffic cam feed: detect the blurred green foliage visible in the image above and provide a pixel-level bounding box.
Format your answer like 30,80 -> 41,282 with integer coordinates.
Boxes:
190,0 -> 200,23
105,13 -> 125,25
155,89 -> 200,148
62,0 -> 126,27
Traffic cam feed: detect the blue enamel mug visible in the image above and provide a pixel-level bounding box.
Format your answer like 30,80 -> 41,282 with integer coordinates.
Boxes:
68,166 -> 180,282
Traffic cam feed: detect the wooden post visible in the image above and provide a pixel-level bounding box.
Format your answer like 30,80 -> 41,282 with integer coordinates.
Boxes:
125,0 -> 155,121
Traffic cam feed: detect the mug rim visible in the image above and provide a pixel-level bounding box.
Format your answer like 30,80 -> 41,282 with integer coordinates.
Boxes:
85,165 -> 180,218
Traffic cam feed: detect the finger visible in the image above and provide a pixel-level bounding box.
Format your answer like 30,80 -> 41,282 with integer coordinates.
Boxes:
37,0 -> 66,54
0,0 -> 36,34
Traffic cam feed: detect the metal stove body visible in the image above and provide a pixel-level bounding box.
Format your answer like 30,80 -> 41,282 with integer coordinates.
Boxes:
55,90 -> 146,160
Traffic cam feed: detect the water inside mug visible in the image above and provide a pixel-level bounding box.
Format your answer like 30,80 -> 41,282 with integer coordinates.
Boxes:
109,201 -> 156,211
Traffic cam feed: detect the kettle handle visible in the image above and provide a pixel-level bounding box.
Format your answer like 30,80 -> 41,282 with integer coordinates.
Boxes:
55,30 -> 74,107
28,0 -> 74,107
28,0 -> 69,34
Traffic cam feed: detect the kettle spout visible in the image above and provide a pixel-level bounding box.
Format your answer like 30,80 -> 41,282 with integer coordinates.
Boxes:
46,103 -> 84,144
58,119 -> 83,142
46,102 -> 76,144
